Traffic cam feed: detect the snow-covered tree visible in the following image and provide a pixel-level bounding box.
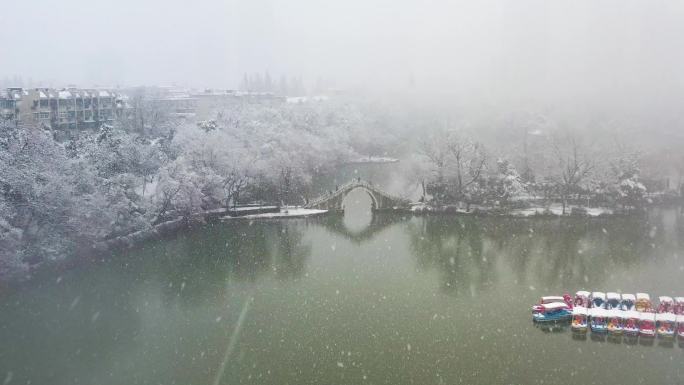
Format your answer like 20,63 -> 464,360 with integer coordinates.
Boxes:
608,148 -> 646,210
420,128 -> 487,206
544,133 -> 596,214
490,158 -> 527,206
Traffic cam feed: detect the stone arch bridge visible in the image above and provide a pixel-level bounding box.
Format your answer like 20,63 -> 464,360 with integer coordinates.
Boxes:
305,179 -> 410,212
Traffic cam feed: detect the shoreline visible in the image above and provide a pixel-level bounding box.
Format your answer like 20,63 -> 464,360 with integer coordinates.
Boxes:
1,203 -> 675,285
408,204 -> 620,218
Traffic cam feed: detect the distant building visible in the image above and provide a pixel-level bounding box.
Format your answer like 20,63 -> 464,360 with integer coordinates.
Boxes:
116,86 -> 289,123
0,85 -> 297,130
0,87 -> 129,131
0,88 -> 23,123
191,89 -> 286,120
192,89 -> 236,119
147,86 -> 198,118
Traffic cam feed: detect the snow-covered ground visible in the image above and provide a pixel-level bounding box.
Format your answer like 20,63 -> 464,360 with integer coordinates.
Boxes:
230,205 -> 279,212
224,207 -> 328,219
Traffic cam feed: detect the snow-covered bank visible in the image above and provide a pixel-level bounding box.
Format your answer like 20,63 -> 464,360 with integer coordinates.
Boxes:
509,205 -> 613,217
223,207 -> 328,219
410,203 -> 616,218
347,156 -> 399,164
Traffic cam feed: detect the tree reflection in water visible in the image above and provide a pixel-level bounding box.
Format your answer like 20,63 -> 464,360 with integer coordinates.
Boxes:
407,213 -> 656,296
115,220 -> 313,301
272,222 -> 310,280
407,216 -> 492,296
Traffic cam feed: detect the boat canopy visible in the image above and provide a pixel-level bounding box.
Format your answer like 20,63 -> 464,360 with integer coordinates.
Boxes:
575,290 -> 590,298
636,293 -> 650,301
607,292 -> 620,301
605,309 -> 621,318
540,302 -> 569,311
592,292 -> 606,300
541,296 -> 565,303
589,308 -> 607,318
658,296 -> 674,304
639,312 -> 656,321
656,313 -> 676,322
675,297 -> 684,303
617,311 -> 630,319
676,315 -> 684,323
572,307 -> 588,315
624,310 -> 640,320
621,294 -> 636,301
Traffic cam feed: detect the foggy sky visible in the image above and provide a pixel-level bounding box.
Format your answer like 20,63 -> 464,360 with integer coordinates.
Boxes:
2,0 -> 684,113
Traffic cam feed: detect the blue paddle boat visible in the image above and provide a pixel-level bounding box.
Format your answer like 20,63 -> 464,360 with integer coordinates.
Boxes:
533,302 -> 572,322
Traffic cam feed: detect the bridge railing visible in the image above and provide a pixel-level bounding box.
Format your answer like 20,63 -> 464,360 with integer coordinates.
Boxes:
306,181 -> 356,207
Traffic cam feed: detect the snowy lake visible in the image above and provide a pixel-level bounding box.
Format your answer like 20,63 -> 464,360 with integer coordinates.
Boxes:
1,203 -> 683,384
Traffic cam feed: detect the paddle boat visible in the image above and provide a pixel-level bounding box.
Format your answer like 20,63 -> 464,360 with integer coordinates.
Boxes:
606,309 -> 624,335
589,308 -> 608,333
656,312 -> 676,338
638,312 -> 656,337
573,291 -> 591,308
677,315 -> 684,340
620,294 -> 636,311
623,311 -> 640,335
657,296 -> 674,314
635,293 -> 652,312
532,302 -> 573,322
674,297 -> 684,315
571,307 -> 588,332
532,294 -> 572,314
590,292 -> 607,309
606,292 -> 620,310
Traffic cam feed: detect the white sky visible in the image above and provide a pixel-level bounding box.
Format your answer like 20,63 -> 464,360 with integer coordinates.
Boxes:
2,0 -> 684,114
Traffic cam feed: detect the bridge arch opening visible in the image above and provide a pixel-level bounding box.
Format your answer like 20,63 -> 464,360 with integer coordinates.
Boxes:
340,186 -> 379,212
341,188 -> 375,233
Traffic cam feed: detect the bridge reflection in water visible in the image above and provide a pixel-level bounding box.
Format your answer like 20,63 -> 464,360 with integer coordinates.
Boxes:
318,211 -> 409,244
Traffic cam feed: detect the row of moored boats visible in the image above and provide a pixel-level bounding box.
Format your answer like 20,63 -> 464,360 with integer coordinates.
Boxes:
532,291 -> 684,339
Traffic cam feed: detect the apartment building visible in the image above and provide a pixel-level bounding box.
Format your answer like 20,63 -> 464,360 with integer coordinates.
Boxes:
0,88 -> 25,123
0,87 -> 128,130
